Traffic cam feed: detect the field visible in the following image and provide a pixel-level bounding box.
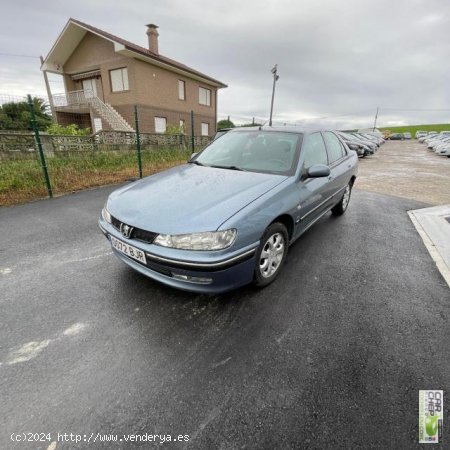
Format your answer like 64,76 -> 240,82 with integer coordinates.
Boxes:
378,123 -> 450,137
0,148 -> 191,206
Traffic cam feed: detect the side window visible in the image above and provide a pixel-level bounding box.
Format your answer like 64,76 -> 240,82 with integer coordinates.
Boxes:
302,133 -> 328,169
323,132 -> 345,163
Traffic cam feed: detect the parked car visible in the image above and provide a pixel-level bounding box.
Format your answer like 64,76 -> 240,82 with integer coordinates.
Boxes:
415,131 -> 427,139
435,146 -> 450,157
336,131 -> 366,157
99,128 -> 358,294
213,128 -> 233,140
430,136 -> 450,151
390,133 -> 405,141
403,132 -> 412,139
351,133 -> 378,152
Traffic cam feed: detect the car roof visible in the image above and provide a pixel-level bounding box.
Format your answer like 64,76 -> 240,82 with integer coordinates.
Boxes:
227,126 -> 331,135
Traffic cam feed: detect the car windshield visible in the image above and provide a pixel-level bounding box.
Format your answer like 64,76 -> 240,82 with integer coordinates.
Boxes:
339,132 -> 358,142
194,131 -> 302,175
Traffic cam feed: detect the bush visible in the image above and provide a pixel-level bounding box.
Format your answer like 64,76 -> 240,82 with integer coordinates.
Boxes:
217,119 -> 235,130
165,124 -> 184,135
45,123 -> 91,136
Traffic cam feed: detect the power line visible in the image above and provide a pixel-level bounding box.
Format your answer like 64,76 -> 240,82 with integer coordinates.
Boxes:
381,108 -> 450,112
0,52 -> 40,59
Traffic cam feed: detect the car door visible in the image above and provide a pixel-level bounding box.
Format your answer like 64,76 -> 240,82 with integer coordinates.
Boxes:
292,132 -> 333,237
322,131 -> 352,199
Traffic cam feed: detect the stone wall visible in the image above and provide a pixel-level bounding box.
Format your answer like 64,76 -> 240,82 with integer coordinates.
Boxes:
0,130 -> 211,160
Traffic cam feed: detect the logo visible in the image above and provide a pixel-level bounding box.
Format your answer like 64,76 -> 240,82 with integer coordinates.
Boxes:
120,223 -> 134,239
419,390 -> 443,444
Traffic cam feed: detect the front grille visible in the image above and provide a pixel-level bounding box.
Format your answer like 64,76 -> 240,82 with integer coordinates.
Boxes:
110,215 -> 158,244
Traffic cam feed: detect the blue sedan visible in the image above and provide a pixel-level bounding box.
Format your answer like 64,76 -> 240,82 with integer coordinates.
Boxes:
99,127 -> 358,293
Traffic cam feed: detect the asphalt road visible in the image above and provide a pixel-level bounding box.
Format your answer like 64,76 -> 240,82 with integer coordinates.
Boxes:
1,185 -> 449,449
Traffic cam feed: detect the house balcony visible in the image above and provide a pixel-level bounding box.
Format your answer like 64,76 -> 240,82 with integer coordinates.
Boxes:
52,90 -> 134,132
52,90 -> 93,113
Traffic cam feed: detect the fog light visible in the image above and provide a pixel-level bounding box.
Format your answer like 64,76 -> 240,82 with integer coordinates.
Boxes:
172,273 -> 213,284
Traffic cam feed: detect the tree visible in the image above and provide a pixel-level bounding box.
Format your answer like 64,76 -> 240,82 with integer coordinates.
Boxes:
0,97 -> 52,131
217,119 -> 235,130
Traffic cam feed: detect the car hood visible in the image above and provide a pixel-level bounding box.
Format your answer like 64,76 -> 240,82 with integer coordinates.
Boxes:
108,164 -> 288,234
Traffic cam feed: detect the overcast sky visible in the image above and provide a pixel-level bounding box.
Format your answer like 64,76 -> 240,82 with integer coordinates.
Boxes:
1,0 -> 450,128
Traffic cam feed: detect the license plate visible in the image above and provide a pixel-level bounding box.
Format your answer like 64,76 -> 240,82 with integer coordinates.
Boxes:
110,236 -> 147,264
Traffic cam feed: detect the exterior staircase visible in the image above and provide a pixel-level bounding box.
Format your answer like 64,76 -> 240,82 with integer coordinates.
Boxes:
52,90 -> 134,132
90,97 -> 134,132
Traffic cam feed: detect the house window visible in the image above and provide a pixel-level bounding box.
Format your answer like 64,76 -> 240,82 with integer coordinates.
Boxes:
199,87 -> 211,106
179,119 -> 185,132
154,117 -> 167,133
110,68 -> 129,92
178,80 -> 185,100
201,122 -> 209,136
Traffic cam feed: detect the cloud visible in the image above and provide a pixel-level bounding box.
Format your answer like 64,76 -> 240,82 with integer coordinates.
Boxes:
1,0 -> 450,129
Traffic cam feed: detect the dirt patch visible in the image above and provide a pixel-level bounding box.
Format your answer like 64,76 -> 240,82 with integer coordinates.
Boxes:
355,140 -> 450,205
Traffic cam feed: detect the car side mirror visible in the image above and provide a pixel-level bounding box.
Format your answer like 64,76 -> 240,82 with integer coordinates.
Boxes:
307,164 -> 331,178
189,152 -> 198,162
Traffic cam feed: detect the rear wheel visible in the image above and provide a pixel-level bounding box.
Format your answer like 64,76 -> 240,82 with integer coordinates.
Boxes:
332,182 -> 352,216
254,223 -> 288,287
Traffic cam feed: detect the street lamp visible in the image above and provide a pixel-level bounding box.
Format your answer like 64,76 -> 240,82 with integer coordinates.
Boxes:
269,64 -> 279,127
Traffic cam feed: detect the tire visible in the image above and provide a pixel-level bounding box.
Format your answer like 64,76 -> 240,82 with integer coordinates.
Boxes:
254,222 -> 289,287
332,182 -> 352,216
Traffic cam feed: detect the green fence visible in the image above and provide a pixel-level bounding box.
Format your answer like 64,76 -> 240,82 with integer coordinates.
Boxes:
0,102 -> 212,206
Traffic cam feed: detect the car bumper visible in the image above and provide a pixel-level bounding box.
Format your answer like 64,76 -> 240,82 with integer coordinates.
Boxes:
99,217 -> 259,294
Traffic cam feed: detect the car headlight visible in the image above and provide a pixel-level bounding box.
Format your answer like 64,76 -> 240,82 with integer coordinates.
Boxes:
154,229 -> 237,251
101,206 -> 112,224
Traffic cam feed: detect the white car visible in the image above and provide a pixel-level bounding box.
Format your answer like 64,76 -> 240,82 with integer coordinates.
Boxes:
416,130 -> 428,139
435,145 -> 450,157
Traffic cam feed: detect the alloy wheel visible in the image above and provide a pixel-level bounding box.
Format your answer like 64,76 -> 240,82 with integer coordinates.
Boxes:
259,232 -> 285,278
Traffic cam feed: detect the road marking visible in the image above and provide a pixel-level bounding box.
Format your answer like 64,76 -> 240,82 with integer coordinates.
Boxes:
63,323 -> 86,337
68,252 -> 113,263
212,357 -> 231,369
408,209 -> 450,288
6,340 -> 51,365
0,268 -> 12,275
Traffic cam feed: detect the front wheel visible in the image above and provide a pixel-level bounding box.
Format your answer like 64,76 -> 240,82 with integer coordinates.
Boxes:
254,223 -> 289,287
332,182 -> 352,216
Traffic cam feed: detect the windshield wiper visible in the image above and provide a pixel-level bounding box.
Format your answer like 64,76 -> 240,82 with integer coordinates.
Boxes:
209,165 -> 246,171
188,160 -> 204,166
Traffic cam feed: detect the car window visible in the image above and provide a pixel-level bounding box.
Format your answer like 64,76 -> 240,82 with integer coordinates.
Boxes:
323,132 -> 345,164
195,131 -> 302,175
301,132 -> 328,169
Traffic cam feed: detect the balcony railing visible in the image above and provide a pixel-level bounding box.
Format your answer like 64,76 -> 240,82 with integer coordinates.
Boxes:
52,90 -> 94,108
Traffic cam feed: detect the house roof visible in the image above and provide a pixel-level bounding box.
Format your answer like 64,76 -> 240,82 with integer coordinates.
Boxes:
42,18 -> 227,89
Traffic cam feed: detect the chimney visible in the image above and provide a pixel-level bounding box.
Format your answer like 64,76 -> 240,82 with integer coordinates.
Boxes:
146,24 -> 159,54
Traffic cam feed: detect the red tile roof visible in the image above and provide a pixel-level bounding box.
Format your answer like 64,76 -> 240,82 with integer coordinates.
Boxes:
69,18 -> 227,88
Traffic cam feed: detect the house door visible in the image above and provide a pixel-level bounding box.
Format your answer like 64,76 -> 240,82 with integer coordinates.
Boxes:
82,78 -> 97,98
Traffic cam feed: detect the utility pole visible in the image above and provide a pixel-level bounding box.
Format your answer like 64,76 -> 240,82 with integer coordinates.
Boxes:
40,56 -> 56,122
269,64 -> 279,127
373,107 -> 379,131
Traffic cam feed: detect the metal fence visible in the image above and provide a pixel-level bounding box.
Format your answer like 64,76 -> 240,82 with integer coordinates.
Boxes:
1,96 -> 212,206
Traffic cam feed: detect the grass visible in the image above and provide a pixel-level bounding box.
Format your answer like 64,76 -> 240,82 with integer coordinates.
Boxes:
378,123 -> 450,136
0,148 -> 191,206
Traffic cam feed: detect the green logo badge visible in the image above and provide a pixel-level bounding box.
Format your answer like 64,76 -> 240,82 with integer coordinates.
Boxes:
419,390 -> 443,443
